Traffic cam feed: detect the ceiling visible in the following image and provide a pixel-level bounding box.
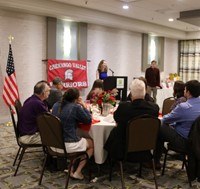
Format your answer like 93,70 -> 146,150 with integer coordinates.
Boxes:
51,0 -> 200,32
0,0 -> 199,38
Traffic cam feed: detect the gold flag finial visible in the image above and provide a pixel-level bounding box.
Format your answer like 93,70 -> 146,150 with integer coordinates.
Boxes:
8,35 -> 14,44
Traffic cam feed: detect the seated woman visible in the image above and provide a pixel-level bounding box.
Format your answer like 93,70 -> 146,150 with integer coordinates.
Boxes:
86,79 -> 104,102
52,88 -> 94,180
170,80 -> 187,110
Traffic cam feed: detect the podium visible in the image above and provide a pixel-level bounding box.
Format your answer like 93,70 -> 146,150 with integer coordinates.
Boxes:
103,76 -> 128,101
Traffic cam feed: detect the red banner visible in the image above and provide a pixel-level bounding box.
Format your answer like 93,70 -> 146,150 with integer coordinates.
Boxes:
48,59 -> 88,89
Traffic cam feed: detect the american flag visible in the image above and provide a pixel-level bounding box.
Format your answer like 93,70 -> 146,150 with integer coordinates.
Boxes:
2,44 -> 19,106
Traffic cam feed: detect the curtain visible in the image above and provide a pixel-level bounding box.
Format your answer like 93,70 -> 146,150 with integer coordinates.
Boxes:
179,40 -> 200,82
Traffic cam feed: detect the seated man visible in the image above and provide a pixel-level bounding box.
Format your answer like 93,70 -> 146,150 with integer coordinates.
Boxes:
127,76 -> 154,103
104,79 -> 159,161
46,77 -> 63,110
154,80 -> 200,167
18,80 -> 50,144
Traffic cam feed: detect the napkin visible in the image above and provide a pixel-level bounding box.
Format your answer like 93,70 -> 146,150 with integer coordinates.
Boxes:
103,114 -> 115,123
92,118 -> 100,124
78,118 -> 100,131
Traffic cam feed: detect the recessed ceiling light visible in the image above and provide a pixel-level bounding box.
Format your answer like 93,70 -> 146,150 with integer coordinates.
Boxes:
123,4 -> 129,9
168,18 -> 174,22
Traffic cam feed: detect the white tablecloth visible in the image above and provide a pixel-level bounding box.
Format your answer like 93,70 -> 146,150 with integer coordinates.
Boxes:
89,115 -> 115,164
157,87 -> 173,112
88,89 -> 174,164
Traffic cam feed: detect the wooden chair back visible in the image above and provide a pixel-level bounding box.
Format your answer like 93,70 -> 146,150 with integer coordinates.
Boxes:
162,97 -> 175,116
36,112 -> 89,188
36,112 -> 66,155
14,99 -> 22,118
127,114 -> 160,153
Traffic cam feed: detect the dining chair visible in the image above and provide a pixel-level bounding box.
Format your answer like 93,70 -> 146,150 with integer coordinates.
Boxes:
12,99 -> 22,166
161,116 -> 200,187
14,99 -> 22,118
108,114 -> 160,189
9,105 -> 42,175
162,97 -> 175,116
161,142 -> 192,187
36,112 -> 90,189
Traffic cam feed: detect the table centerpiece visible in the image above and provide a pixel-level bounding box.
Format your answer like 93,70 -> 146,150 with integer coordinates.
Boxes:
91,88 -> 118,116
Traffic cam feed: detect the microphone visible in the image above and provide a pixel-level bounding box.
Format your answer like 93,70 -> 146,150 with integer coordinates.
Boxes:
109,68 -> 114,76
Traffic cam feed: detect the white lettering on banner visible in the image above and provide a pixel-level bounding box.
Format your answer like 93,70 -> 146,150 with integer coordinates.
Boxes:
49,62 -> 86,71
49,63 -> 72,70
72,63 -> 86,70
63,82 -> 87,88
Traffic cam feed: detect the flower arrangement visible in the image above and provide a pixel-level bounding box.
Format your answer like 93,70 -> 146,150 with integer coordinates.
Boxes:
91,88 -> 118,108
169,73 -> 180,81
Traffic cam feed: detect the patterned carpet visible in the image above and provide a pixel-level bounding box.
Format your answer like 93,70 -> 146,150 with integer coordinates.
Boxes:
0,122 -> 200,189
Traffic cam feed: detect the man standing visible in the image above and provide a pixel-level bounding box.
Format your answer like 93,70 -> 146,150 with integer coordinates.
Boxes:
145,60 -> 161,103
153,80 -> 200,168
18,80 -> 50,144
104,79 -> 159,160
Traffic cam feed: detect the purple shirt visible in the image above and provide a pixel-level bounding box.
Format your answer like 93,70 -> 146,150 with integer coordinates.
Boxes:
18,94 -> 48,136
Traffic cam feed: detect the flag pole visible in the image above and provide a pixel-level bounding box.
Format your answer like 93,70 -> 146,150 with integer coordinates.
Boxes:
4,35 -> 15,126
3,34 -> 19,107
8,35 -> 14,44
0,35 -> 14,85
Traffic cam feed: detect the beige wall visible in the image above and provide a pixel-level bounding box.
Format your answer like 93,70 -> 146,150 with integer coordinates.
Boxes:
85,24 -> 178,97
0,10 -> 47,123
0,10 -> 178,123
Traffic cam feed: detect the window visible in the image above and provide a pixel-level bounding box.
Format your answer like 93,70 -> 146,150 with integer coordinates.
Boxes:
47,17 -> 87,60
56,20 -> 78,60
142,34 -> 164,71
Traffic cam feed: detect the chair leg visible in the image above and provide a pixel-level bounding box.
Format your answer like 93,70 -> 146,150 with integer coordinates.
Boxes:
85,155 -> 91,181
88,160 -> 91,182
138,163 -> 142,177
161,149 -> 168,176
13,146 -> 21,166
109,158 -> 114,181
181,154 -> 187,169
183,159 -> 192,187
119,161 -> 125,189
38,154 -> 48,185
152,159 -> 158,189
65,159 -> 73,189
14,147 -> 26,176
97,164 -> 101,177
181,161 -> 185,169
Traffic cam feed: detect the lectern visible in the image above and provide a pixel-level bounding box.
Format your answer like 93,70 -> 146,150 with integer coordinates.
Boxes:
103,76 -> 128,101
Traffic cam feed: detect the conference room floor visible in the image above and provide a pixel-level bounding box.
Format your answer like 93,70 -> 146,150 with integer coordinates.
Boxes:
1,122 -> 200,189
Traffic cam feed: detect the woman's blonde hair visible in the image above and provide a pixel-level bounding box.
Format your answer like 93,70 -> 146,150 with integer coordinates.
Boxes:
97,60 -> 108,72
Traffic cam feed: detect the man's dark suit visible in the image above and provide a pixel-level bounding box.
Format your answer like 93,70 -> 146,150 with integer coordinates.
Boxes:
104,99 -> 159,160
